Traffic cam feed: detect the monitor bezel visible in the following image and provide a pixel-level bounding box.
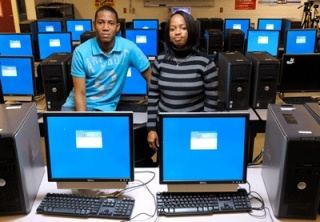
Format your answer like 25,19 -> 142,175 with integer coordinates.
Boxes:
284,28 -> 317,54
0,55 -> 36,101
65,19 -> 93,41
246,29 -> 280,57
37,32 -> 73,60
257,18 -> 283,31
0,33 -> 34,56
132,19 -> 159,29
158,112 -> 249,191
224,18 -> 251,39
36,19 -> 64,32
43,111 -> 135,185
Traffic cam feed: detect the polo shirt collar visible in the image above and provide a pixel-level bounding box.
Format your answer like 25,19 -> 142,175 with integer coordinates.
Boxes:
91,36 -> 122,56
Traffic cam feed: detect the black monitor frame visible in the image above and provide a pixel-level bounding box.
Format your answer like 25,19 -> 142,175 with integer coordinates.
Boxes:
43,111 -> 135,190
158,112 -> 249,192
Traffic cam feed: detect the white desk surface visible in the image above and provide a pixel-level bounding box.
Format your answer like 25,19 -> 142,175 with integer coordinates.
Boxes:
2,166 -> 320,222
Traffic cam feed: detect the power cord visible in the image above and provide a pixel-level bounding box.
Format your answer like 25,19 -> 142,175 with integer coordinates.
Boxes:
248,148 -> 264,166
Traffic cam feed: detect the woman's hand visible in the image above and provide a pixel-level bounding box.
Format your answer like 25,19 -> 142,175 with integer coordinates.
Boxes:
147,130 -> 159,151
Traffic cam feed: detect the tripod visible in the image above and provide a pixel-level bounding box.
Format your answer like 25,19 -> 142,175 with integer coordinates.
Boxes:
300,1 -> 314,28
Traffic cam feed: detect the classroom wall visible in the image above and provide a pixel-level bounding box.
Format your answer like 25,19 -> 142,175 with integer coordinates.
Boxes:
30,0 -> 307,28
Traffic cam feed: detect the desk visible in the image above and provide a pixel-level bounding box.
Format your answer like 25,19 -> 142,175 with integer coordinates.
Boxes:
2,166 -> 320,222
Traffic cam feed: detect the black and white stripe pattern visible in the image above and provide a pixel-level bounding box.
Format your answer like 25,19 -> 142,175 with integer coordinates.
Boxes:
147,51 -> 219,131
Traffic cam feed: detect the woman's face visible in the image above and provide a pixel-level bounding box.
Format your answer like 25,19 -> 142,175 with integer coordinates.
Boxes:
169,14 -> 188,48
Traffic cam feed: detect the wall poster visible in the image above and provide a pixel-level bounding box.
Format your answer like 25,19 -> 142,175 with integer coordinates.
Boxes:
95,0 -> 116,9
235,0 -> 257,10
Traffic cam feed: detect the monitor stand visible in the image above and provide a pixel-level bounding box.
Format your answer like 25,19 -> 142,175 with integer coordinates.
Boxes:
4,95 -> 33,102
57,182 -> 128,196
167,184 -> 238,193
57,181 -> 127,190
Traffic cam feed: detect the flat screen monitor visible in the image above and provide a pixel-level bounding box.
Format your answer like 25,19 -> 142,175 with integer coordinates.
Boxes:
37,32 -> 72,60
0,55 -> 35,101
159,112 -> 249,192
246,30 -> 280,57
172,7 -> 191,14
37,20 -> 63,32
224,18 -> 250,39
0,33 -> 33,56
284,29 -> 317,54
121,67 -> 147,101
65,19 -> 93,41
43,111 -> 134,191
125,29 -> 158,57
279,53 -> 320,93
132,19 -> 159,29
257,18 -> 282,31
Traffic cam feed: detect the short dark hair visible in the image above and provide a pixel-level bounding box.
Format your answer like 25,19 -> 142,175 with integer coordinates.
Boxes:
164,11 -> 199,53
94,6 -> 118,22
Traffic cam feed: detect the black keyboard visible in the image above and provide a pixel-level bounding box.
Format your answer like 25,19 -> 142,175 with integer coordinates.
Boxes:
282,96 -> 319,104
116,102 -> 147,112
157,188 -> 251,216
37,193 -> 135,220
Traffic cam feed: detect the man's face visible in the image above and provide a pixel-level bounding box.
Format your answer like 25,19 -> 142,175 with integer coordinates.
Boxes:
94,10 -> 120,44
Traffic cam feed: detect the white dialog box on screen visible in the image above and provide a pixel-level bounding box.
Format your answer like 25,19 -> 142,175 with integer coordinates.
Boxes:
190,131 -> 217,150
49,39 -> 61,47
296,36 -> 306,44
45,25 -> 54,32
76,130 -> 103,148
233,24 -> 241,30
266,24 -> 275,30
9,40 -> 21,48
75,25 -> 84,31
258,36 -> 269,44
2,66 -> 17,77
136,35 -> 147,44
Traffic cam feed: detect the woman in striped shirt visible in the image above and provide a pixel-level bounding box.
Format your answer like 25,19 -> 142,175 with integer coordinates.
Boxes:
147,10 -> 219,151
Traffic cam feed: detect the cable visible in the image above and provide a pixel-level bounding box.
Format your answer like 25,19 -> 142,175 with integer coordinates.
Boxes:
248,148 -> 264,167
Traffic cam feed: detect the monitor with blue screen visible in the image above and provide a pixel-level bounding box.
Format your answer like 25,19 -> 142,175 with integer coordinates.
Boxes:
43,111 -> 134,190
0,55 -> 35,101
257,18 -> 282,31
122,67 -> 147,97
37,32 -> 72,60
37,20 -> 63,32
0,33 -> 33,56
65,19 -> 92,41
125,29 -> 158,57
159,112 -> 249,192
284,29 -> 317,54
246,30 -> 280,57
133,19 -> 158,29
224,18 -> 250,39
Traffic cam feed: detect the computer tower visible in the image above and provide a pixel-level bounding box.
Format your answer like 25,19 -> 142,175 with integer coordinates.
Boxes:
245,52 -> 280,109
196,18 -> 211,50
217,51 -> 252,110
224,29 -> 245,53
209,18 -> 224,31
281,18 -> 301,46
262,104 -> 320,219
0,102 -> 44,215
205,29 -> 223,56
80,31 -> 96,43
40,52 -> 73,111
19,19 -> 37,34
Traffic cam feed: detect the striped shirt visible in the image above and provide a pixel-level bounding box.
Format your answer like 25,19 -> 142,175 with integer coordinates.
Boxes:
147,51 -> 219,131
